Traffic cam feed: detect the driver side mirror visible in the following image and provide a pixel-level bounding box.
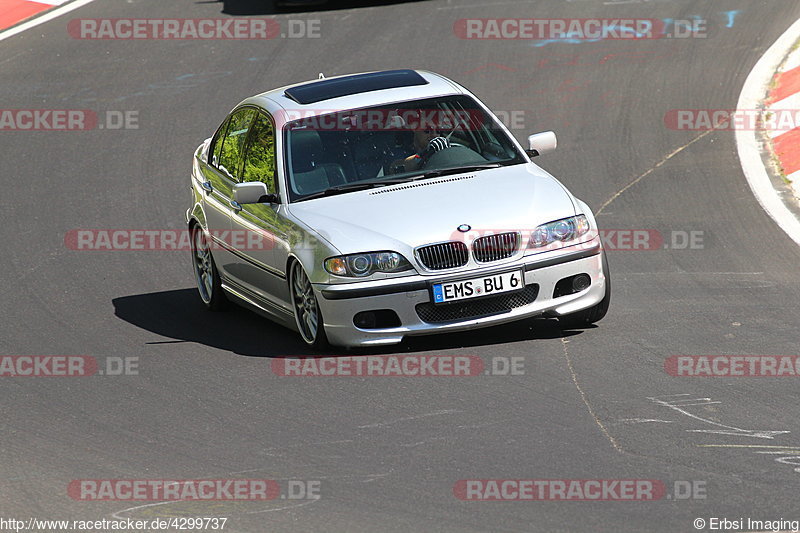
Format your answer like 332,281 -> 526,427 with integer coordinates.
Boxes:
233,182 -> 280,205
526,131 -> 557,157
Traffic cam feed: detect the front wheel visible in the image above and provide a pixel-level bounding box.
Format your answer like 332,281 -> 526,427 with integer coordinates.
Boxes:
290,261 -> 329,350
558,253 -> 611,329
191,225 -> 227,311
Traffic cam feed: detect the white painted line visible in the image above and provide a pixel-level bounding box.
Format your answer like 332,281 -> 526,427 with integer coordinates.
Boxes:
0,0 -> 96,43
783,46 -> 800,72
30,0 -> 71,6
787,169 -> 800,199
735,19 -> 800,247
649,395 -> 789,439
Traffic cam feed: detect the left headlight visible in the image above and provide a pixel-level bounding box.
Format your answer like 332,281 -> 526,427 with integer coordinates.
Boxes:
529,215 -> 591,249
324,251 -> 413,278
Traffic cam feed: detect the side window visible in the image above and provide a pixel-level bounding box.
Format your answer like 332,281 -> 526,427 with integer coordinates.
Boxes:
209,117 -> 230,167
217,108 -> 256,180
241,112 -> 277,192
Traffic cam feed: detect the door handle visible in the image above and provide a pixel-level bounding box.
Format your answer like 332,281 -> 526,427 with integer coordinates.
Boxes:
201,181 -> 213,193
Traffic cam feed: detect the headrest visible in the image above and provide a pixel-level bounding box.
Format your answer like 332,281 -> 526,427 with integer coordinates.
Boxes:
290,129 -> 323,173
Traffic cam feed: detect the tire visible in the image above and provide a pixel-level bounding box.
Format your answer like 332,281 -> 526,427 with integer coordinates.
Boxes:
558,253 -> 611,329
191,225 -> 228,311
289,261 -> 329,350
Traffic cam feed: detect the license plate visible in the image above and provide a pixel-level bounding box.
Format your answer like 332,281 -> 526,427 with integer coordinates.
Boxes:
432,270 -> 524,304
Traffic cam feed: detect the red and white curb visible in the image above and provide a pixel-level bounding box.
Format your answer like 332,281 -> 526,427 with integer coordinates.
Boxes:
0,0 -> 68,31
767,44 -> 800,199
736,19 -> 800,247
0,0 -> 95,41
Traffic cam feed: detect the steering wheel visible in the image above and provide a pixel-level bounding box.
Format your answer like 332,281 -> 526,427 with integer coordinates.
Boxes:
422,145 -> 489,169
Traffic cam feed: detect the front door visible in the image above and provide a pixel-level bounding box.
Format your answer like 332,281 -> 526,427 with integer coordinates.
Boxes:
228,110 -> 293,315
200,107 -> 256,278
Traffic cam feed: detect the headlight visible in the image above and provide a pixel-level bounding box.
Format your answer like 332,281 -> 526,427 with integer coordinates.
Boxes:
528,215 -> 590,249
324,251 -> 413,277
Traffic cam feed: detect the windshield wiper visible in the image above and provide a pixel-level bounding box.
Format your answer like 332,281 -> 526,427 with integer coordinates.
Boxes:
299,180 -> 395,201
419,163 -> 502,179
367,163 -> 502,184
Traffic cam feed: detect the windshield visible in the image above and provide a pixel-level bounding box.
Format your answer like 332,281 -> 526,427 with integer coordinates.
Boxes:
283,95 -> 526,202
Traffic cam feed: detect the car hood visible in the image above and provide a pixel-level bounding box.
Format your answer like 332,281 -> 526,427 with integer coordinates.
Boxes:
287,164 -> 578,256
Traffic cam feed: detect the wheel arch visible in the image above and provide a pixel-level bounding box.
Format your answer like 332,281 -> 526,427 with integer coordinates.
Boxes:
188,202 -> 207,231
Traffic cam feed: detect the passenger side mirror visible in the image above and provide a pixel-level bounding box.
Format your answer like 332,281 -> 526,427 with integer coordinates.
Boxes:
526,131 -> 557,157
232,182 -> 280,204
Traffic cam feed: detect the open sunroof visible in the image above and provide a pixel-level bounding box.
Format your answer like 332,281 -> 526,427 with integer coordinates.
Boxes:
283,69 -> 429,105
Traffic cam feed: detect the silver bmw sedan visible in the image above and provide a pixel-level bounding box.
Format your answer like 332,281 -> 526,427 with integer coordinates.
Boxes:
187,69 -> 610,349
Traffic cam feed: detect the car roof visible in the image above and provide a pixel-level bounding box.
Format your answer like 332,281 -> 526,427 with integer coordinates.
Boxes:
240,69 -> 467,119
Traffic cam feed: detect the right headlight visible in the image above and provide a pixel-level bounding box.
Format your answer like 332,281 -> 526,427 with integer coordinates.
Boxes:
324,251 -> 413,278
529,215 -> 591,249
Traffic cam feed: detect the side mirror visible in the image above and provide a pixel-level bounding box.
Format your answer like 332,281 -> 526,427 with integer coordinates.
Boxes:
232,182 -> 280,205
526,131 -> 557,157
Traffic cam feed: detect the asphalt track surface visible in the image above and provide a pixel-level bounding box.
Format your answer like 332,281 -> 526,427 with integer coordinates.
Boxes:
2,1 -> 800,531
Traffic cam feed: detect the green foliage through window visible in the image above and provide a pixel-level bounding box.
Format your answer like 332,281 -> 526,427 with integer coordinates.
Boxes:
218,108 -> 255,180
242,113 -> 276,192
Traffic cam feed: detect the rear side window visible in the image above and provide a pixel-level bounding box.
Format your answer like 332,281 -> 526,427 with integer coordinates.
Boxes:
217,108 -> 256,180
241,112 -> 277,192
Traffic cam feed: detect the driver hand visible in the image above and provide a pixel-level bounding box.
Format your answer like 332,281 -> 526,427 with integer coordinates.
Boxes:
426,136 -> 450,154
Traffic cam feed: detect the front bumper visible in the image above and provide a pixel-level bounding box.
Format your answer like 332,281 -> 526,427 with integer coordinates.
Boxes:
314,238 -> 607,347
